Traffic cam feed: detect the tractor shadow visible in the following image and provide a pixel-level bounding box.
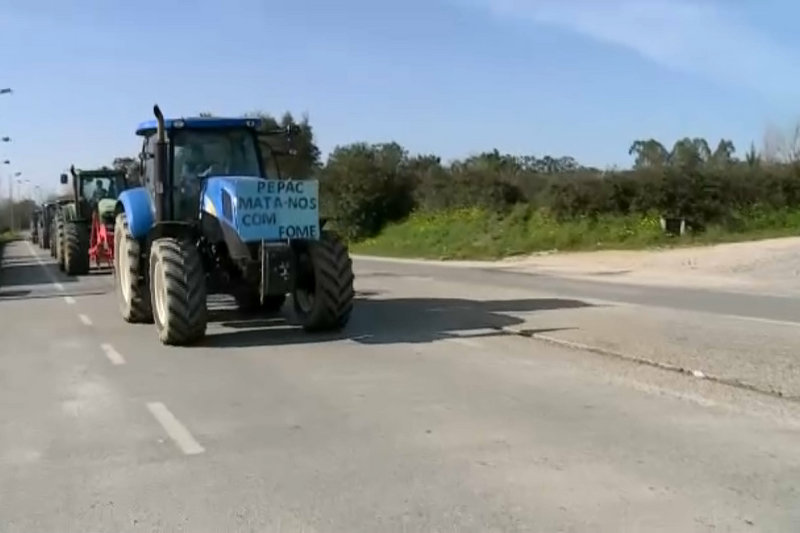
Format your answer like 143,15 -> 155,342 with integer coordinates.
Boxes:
199,290 -> 596,348
0,288 -> 110,302
0,258 -> 78,288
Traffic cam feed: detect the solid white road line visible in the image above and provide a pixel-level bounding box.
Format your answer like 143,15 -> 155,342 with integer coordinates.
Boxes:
78,314 -> 92,326
100,343 -> 125,365
146,402 -> 205,455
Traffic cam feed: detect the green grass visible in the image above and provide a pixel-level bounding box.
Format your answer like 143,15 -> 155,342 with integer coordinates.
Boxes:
350,205 -> 800,260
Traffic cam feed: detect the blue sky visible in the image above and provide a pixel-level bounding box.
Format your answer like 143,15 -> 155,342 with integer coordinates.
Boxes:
1,0 -> 799,197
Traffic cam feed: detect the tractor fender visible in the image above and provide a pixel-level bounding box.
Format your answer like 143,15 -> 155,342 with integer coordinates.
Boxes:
117,187 -> 153,239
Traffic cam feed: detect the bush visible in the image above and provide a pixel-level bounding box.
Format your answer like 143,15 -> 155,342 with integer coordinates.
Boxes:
320,142 -> 800,241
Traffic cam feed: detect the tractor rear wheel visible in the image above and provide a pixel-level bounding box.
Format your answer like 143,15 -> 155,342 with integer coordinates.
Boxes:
149,237 -> 207,346
55,215 -> 66,271
63,222 -> 90,276
233,287 -> 286,315
49,222 -> 57,257
292,231 -> 355,332
114,212 -> 153,323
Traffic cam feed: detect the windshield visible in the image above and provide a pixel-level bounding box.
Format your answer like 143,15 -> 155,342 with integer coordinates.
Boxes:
82,177 -> 118,202
172,129 -> 261,182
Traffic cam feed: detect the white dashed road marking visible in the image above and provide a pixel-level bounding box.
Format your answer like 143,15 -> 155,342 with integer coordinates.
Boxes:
64,296 -> 76,304
100,343 -> 126,365
78,314 -> 92,326
146,402 -> 205,455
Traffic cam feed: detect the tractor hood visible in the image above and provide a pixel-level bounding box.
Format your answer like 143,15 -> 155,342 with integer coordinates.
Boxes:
201,175 -> 320,243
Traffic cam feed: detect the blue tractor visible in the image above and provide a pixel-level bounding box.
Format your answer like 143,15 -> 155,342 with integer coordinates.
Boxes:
113,105 -> 355,346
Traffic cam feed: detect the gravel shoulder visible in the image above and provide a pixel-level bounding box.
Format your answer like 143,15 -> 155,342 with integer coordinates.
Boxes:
357,236 -> 800,293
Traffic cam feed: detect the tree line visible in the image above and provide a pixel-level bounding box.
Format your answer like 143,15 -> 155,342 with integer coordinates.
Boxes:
99,112 -> 800,240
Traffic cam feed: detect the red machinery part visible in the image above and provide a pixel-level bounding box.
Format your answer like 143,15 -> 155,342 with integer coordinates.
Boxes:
89,210 -> 114,268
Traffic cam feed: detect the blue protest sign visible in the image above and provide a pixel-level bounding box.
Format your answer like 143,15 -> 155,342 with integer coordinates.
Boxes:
234,179 -> 320,242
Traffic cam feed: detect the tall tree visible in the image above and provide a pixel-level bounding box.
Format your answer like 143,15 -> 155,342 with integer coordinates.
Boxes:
113,156 -> 140,186
670,137 -> 703,169
629,139 -> 669,168
711,139 -> 736,167
243,111 -> 321,179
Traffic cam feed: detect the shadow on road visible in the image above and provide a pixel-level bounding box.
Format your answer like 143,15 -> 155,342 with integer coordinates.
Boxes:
0,259 -> 77,288
0,288 -> 110,302
199,294 -> 596,348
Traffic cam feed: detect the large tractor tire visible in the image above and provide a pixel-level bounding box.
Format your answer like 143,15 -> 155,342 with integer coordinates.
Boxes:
49,221 -> 57,257
149,237 -> 207,346
233,287 -> 286,315
55,215 -> 66,271
292,231 -> 355,332
114,212 -> 153,323
63,222 -> 90,276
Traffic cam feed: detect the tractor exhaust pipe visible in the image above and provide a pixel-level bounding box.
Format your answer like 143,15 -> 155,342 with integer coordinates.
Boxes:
68,165 -> 80,206
153,104 -> 169,221
154,105 -> 166,142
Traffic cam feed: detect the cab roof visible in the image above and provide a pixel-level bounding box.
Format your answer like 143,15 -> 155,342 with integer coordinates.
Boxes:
135,117 -> 263,137
72,168 -> 126,177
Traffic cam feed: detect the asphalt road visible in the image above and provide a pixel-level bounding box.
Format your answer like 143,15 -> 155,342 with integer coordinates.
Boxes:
352,256 -> 800,325
1,240 -> 799,533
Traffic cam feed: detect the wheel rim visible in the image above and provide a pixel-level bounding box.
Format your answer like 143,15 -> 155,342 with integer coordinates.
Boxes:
153,258 -> 167,323
118,238 -> 131,304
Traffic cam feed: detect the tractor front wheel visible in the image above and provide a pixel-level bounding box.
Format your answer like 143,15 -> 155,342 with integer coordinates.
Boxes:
114,212 -> 153,323
292,231 -> 355,332
63,222 -> 90,276
149,237 -> 207,346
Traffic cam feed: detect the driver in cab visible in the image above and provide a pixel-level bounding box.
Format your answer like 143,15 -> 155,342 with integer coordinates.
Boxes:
175,141 -> 227,214
92,180 -> 116,202
176,141 -> 230,192
92,181 -> 109,201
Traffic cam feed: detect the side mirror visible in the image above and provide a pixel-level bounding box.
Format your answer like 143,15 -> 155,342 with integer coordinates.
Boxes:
60,173 -> 68,184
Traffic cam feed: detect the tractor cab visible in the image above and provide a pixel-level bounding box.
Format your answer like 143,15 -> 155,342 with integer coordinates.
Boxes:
134,115 -> 277,224
60,167 -> 127,223
42,200 -> 59,231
